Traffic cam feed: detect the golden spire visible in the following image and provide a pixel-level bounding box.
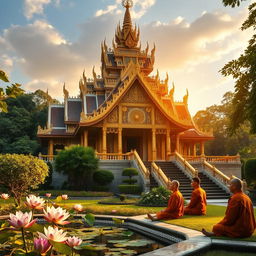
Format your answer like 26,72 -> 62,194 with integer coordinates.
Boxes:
115,0 -> 139,49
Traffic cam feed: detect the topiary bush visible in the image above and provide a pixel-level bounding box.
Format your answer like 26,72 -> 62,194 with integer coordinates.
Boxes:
122,178 -> 137,184
244,158 -> 256,189
0,154 -> 49,205
118,184 -> 142,194
93,169 -> 114,186
122,168 -> 138,184
138,186 -> 171,206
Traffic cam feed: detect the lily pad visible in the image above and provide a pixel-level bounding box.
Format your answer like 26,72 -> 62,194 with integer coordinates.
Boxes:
122,231 -> 134,237
108,239 -> 129,244
112,218 -> 124,226
114,239 -> 153,248
84,213 -> 95,227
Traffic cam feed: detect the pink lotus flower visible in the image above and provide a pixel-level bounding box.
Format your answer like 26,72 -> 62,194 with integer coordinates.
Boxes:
61,194 -> 68,200
111,210 -> 117,213
45,193 -> 51,198
1,193 -> 9,200
43,206 -> 70,225
34,238 -> 51,254
8,211 -> 37,229
66,236 -> 82,248
38,226 -> 67,242
73,204 -> 83,212
26,195 -> 45,210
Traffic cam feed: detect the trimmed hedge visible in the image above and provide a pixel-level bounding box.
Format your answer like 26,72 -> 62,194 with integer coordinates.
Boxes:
122,178 -> 137,184
122,168 -> 139,177
244,158 -> 256,188
118,184 -> 142,194
93,169 -> 114,186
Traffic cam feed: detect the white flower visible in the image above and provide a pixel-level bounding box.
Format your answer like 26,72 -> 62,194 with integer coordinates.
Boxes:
38,226 -> 67,242
8,211 -> 37,229
66,236 -> 82,247
26,195 -> 45,210
43,206 -> 70,225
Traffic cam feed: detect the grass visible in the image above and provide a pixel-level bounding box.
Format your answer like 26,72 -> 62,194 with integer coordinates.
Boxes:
98,197 -> 139,204
164,205 -> 256,242
34,190 -> 113,197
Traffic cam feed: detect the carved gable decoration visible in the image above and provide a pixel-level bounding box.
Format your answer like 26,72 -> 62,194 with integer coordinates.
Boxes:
122,107 -> 151,124
121,82 -> 150,104
107,106 -> 119,123
155,108 -> 167,125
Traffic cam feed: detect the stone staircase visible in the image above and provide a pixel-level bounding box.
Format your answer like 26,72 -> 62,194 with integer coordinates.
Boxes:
145,161 -> 230,200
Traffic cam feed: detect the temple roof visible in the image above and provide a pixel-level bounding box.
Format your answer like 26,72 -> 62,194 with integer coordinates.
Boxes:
180,129 -> 214,141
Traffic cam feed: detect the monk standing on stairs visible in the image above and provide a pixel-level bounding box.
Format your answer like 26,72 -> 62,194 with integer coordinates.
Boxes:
202,178 -> 256,238
184,177 -> 207,215
147,180 -> 184,221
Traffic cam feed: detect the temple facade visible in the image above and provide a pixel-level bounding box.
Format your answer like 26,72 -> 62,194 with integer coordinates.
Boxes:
38,0 -> 213,161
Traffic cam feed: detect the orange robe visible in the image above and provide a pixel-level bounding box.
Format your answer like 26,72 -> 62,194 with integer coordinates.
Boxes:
184,187 -> 207,215
213,192 -> 256,238
156,190 -> 184,220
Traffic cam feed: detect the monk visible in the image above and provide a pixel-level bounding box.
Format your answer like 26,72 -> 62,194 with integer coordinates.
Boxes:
147,180 -> 184,221
202,178 -> 256,238
184,177 -> 207,215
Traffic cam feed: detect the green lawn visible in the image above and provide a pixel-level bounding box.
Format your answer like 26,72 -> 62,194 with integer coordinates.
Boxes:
164,205 -> 256,242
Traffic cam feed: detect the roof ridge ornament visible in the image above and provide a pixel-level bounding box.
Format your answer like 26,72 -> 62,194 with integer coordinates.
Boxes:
122,0 -> 133,9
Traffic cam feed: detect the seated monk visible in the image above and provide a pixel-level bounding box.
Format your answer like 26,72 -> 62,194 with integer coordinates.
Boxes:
202,178 -> 256,238
147,180 -> 184,221
184,177 -> 207,215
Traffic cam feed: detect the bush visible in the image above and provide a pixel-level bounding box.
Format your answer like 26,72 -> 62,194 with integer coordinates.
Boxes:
244,158 -> 256,188
122,178 -> 137,184
0,154 -> 49,205
93,169 -> 114,186
55,146 -> 99,190
138,186 -> 171,206
118,184 -> 142,194
122,168 -> 139,177
35,190 -> 113,197
39,161 -> 53,190
91,185 -> 109,192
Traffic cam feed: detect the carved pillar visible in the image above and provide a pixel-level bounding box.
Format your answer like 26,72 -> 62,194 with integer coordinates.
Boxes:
166,129 -> 171,160
152,128 -> 156,161
193,143 -> 197,156
83,130 -> 88,147
102,127 -> 107,158
176,133 -> 180,153
80,133 -> 84,146
118,128 -> 122,159
200,141 -> 205,156
188,143 -> 191,156
48,139 -> 53,158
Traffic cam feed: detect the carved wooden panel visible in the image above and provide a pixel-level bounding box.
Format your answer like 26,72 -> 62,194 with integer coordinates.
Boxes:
122,107 -> 151,124
122,83 -> 150,104
155,108 -> 167,125
107,107 -> 118,123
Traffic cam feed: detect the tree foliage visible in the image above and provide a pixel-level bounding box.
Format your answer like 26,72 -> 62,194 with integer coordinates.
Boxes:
55,146 -> 99,190
221,1 -> 256,133
0,154 -> 49,205
93,169 -> 114,186
193,91 -> 256,157
244,159 -> 256,188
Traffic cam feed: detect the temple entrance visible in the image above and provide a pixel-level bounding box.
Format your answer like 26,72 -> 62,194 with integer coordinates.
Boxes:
122,128 -> 149,161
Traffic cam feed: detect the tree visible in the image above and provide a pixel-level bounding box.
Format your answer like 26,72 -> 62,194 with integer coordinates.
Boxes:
55,146 -> 99,190
193,91 -> 256,157
220,1 -> 256,133
0,154 -> 49,205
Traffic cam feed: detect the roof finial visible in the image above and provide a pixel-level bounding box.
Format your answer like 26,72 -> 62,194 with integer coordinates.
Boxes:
122,0 -> 133,9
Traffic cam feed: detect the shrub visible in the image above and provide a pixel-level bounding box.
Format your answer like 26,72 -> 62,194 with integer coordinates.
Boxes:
244,158 -> 256,188
39,161 -> 53,190
118,184 -> 142,194
122,178 -> 137,184
0,154 -> 49,205
91,185 -> 109,192
93,169 -> 114,186
138,186 -> 171,206
55,146 -> 98,190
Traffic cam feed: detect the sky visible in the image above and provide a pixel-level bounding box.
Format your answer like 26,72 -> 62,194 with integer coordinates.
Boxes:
0,0 -> 252,115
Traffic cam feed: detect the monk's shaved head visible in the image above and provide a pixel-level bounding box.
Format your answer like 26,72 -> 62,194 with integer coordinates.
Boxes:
172,180 -> 180,188
230,178 -> 242,189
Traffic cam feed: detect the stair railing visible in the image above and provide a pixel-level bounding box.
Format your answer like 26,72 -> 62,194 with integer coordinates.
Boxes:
130,150 -> 150,179
174,151 -> 198,178
151,162 -> 170,188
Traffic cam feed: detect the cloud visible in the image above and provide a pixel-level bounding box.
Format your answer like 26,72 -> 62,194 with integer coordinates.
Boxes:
96,0 -> 156,19
23,0 -> 52,19
0,4 -> 250,108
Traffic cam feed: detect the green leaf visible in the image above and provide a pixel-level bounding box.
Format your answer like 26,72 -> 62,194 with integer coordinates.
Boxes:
50,241 -> 72,255
55,195 -> 63,202
114,239 -> 153,248
108,239 -> 129,244
26,223 -> 44,233
0,70 -> 9,82
112,218 -> 124,226
0,231 -> 15,243
83,213 -> 95,227
122,231 -> 133,237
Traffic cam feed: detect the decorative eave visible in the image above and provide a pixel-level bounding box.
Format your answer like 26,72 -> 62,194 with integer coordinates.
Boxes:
79,62 -> 194,129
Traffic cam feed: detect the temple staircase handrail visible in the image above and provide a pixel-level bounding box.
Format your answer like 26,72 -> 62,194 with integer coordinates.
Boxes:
174,151 -> 198,178
151,162 -> 170,188
131,150 -> 150,180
